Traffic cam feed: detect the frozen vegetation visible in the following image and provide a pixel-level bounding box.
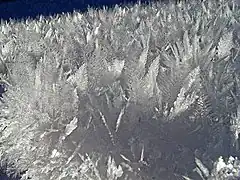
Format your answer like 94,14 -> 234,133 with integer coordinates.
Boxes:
0,0 -> 239,179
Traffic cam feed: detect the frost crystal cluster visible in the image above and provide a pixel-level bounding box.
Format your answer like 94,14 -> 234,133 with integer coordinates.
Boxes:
0,0 -> 239,179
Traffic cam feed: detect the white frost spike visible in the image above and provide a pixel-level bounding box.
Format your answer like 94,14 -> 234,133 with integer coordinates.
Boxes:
195,157 -> 210,177
215,156 -> 227,172
107,156 -> 123,180
182,175 -> 193,180
86,31 -> 92,43
67,63 -> 88,92
95,38 -> 99,49
98,109 -> 115,145
183,30 -> 192,61
40,132 -> 47,139
45,27 -> 53,39
108,59 -> 125,82
140,143 -> 144,161
169,66 -> 200,119
138,31 -> 151,78
115,106 -> 125,133
34,61 -> 42,98
217,31 -> 233,58
2,42 -> 12,56
50,149 -> 61,158
72,14 -> 79,23
115,98 -> 129,133
34,23 -> 40,33
136,16 -> 140,23
94,24 -> 101,35
64,117 -> 78,136
1,108 -> 9,115
120,154 -> 131,162
77,13 -> 83,21
139,54 -> 160,99
1,25 -> 8,34
109,59 -> 124,76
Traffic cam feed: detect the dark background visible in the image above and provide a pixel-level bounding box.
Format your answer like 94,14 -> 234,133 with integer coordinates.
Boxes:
0,0 -> 161,21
